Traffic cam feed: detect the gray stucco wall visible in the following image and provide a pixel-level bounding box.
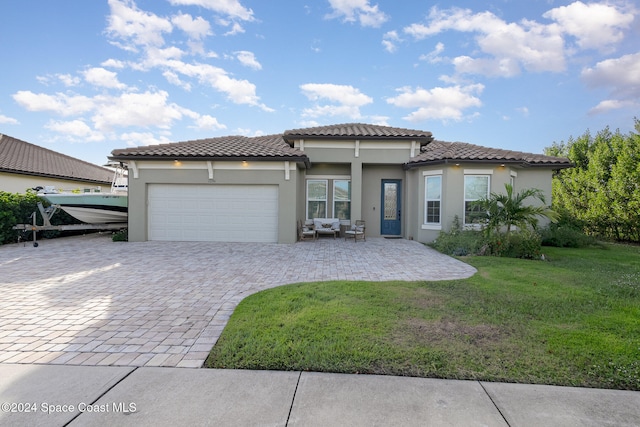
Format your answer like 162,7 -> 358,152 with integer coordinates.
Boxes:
361,165 -> 405,237
410,164 -> 556,243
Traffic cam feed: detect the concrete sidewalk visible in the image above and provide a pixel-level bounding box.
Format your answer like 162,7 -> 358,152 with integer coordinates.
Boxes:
1,364 -> 638,427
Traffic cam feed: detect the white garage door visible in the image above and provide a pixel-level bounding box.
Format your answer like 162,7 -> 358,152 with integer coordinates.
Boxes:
148,184 -> 278,242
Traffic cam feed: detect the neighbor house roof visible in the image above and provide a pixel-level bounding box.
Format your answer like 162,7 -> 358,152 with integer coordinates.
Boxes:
110,134 -> 309,166
406,140 -> 573,169
283,123 -> 433,145
0,133 -> 113,184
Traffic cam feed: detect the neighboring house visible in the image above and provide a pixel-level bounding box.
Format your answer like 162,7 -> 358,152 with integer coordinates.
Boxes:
0,133 -> 113,194
109,123 -> 572,244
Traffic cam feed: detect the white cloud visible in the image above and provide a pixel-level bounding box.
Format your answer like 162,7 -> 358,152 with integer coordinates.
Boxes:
402,2 -> 635,79
387,84 -> 484,122
163,70 -> 192,91
83,67 -> 127,90
581,52 -> 640,96
0,114 -> 19,125
102,1 -> 269,111
171,13 -> 212,39
419,42 -> 445,63
223,21 -> 245,36
235,51 -> 262,70
101,58 -> 127,69
370,115 -> 390,126
163,60 -> 271,110
588,99 -> 637,114
45,119 -> 105,141
300,83 -> 373,119
12,91 -> 95,116
543,1 -> 634,51
57,74 -> 82,87
167,0 -> 254,22
13,89 -> 206,136
119,131 -> 171,147
382,31 -> 400,53
192,114 -> 226,130
91,91 -> 184,131
582,52 -> 640,112
106,0 -> 173,49
326,0 -> 388,28
404,7 -> 566,77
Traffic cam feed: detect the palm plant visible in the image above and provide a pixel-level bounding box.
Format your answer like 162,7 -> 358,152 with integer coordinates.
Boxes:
474,184 -> 559,236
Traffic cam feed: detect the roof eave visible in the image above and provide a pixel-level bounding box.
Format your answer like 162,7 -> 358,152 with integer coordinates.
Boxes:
109,154 -> 310,167
283,134 -> 433,146
0,168 -> 112,185
404,158 -> 573,170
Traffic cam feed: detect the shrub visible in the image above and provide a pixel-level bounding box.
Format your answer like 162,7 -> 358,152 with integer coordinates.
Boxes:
0,190 -> 81,245
112,228 -> 128,242
541,225 -> 597,248
431,229 -> 484,256
431,215 -> 543,260
488,229 -> 542,259
431,215 -> 486,256
540,209 -> 598,248
0,191 -> 40,245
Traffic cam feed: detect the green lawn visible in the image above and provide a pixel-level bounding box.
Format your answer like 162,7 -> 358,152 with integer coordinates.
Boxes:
205,243 -> 640,390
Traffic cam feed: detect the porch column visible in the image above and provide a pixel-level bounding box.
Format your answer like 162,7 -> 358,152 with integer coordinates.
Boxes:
351,160 -> 363,222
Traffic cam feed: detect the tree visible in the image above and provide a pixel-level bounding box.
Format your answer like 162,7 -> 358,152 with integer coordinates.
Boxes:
547,118 -> 640,242
474,183 -> 558,237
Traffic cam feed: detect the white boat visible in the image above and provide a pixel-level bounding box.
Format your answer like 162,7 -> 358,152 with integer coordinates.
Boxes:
40,165 -> 128,224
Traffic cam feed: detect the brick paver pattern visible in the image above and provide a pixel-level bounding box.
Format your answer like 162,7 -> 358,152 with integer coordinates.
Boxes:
0,234 -> 476,368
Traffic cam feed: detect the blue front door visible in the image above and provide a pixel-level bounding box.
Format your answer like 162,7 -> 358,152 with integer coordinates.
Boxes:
381,180 -> 401,235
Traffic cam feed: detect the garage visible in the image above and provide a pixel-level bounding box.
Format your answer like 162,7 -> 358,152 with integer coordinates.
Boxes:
148,184 -> 279,242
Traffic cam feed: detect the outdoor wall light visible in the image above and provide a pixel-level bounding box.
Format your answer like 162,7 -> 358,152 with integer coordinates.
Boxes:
242,160 -> 248,167
174,160 -> 182,166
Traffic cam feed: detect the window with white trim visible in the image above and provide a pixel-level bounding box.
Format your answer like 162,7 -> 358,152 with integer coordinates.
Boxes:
306,179 -> 351,219
424,175 -> 442,225
333,180 -> 351,220
307,180 -> 327,218
464,175 -> 490,225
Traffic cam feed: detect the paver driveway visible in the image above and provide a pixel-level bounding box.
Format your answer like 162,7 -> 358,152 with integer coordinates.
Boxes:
0,234 -> 476,368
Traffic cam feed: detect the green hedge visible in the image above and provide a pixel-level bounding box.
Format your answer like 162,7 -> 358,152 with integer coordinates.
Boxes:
0,191 -> 80,245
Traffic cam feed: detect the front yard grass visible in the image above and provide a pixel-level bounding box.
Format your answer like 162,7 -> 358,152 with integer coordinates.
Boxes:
205,243 -> 640,390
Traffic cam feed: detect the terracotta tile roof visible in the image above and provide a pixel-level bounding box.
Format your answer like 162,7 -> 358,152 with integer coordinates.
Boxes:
406,140 -> 572,168
0,133 -> 113,184
110,134 -> 308,164
283,123 -> 433,143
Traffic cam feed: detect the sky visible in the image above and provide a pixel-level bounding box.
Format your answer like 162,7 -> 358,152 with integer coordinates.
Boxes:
1,0 -> 638,166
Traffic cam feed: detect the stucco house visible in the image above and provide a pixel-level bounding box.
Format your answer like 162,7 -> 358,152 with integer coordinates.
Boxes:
109,123 -> 571,244
0,133 -> 113,194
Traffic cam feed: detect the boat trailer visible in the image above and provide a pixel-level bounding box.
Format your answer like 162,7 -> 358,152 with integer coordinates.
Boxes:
13,202 -> 127,247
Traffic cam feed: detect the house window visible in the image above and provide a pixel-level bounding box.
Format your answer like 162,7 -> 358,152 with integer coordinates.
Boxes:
424,175 -> 441,224
464,175 -> 490,225
306,178 -> 351,219
307,180 -> 327,218
333,180 -> 351,220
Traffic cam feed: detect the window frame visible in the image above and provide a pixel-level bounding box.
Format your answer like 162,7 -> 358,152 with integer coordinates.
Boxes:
306,178 -> 352,219
306,179 -> 328,219
332,179 -> 351,220
464,174 -> 491,226
423,172 -> 442,229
